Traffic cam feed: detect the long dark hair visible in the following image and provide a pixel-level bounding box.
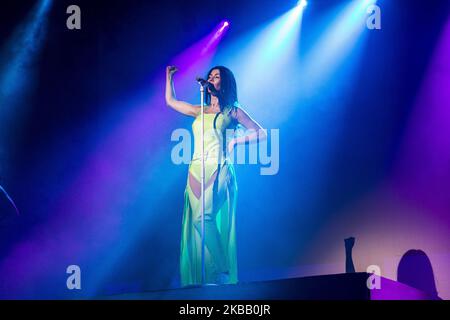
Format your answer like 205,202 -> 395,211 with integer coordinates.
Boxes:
205,66 -> 238,110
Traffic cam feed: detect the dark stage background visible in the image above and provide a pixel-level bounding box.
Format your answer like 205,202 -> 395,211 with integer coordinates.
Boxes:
0,0 -> 449,299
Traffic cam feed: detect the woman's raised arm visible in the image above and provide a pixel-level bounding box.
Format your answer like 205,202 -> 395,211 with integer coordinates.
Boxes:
165,66 -> 200,117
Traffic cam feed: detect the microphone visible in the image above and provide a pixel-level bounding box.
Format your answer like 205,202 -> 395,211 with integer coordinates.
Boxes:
196,77 -> 217,93
196,77 -> 209,86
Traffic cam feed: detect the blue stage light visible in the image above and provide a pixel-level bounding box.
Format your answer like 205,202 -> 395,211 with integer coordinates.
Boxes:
297,0 -> 308,9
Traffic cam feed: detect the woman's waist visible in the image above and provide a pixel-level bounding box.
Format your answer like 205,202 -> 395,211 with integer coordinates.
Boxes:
190,155 -> 228,164
189,156 -> 232,173
191,147 -> 225,161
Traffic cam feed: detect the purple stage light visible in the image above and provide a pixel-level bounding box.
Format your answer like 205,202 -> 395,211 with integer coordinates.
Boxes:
218,20 -> 230,33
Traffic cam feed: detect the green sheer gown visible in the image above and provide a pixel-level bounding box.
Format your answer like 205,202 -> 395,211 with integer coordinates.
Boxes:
180,106 -> 238,286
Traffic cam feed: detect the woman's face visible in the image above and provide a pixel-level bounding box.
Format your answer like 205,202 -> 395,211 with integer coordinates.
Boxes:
208,69 -> 221,94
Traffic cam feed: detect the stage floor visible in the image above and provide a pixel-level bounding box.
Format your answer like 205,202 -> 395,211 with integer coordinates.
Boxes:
98,273 -> 434,300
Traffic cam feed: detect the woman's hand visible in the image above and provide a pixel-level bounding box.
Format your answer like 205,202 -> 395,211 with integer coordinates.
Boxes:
166,65 -> 178,79
227,139 -> 236,155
